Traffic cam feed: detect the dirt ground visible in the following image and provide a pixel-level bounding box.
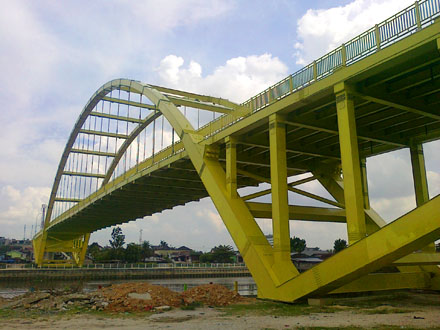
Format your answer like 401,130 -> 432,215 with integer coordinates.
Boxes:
1,283 -> 440,329
1,307 -> 440,329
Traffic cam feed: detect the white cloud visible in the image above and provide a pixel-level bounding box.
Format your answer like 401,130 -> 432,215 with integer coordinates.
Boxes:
157,53 -> 288,102
294,0 -> 414,65
0,185 -> 50,238
126,0 -> 234,32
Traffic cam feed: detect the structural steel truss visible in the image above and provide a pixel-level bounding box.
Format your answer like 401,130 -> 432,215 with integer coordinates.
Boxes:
34,0 -> 440,301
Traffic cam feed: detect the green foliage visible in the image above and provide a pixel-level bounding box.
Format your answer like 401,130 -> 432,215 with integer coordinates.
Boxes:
181,301 -> 203,310
0,245 -> 10,254
141,241 -> 153,259
334,238 -> 348,253
124,243 -> 141,263
87,242 -> 102,261
200,245 -> 235,263
290,236 -> 306,253
109,227 -> 125,249
159,240 -> 170,249
199,252 -> 214,263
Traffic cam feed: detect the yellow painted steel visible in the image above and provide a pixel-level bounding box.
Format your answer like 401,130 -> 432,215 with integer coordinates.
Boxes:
33,3 -> 440,301
269,114 -> 291,267
334,83 -> 367,244
225,136 -> 238,199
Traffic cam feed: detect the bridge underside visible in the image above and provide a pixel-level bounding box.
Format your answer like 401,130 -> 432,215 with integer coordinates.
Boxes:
33,13 -> 440,301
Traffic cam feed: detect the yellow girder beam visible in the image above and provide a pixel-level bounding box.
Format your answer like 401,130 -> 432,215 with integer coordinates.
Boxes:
167,95 -> 234,114
241,175 -> 316,201
269,114 -> 291,267
393,253 -> 440,266
331,272 -> 430,294
101,96 -> 156,110
335,83 -> 367,244
247,202 -> 346,223
353,91 -> 440,121
70,148 -> 116,157
267,195 -> 440,301
79,129 -> 129,139
149,84 -> 244,110
226,136 -> 238,199
90,111 -> 145,124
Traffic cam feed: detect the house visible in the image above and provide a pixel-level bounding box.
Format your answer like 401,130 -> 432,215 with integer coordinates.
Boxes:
6,251 -> 27,262
291,252 -> 323,272
265,235 -> 274,247
152,245 -> 195,263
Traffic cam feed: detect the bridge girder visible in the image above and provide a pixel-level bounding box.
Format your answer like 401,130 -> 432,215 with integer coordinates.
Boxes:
33,3 -> 440,300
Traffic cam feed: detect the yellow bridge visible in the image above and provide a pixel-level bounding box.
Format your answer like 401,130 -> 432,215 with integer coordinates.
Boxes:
34,1 -> 440,301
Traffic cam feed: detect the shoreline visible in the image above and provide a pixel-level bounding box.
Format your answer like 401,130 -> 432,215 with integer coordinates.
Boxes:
0,265 -> 251,282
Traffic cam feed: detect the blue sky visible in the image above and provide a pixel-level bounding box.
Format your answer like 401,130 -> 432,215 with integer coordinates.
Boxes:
1,0 -> 438,251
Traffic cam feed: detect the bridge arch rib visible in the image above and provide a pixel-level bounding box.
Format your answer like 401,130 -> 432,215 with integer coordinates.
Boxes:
34,4 -> 440,301
35,78 -> 246,266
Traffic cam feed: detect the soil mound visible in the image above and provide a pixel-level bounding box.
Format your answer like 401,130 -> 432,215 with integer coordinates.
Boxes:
181,283 -> 242,306
100,282 -> 182,312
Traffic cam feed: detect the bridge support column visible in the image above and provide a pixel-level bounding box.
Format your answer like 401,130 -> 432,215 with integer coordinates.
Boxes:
72,233 -> 90,267
335,83 -> 367,244
225,137 -> 238,199
409,143 -> 440,282
410,143 -> 435,252
269,114 -> 291,266
33,231 -> 48,267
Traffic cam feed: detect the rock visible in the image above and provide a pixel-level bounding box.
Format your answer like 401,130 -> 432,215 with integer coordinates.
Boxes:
128,292 -> 152,300
63,294 -> 90,302
2,293 -> 50,309
155,305 -> 171,312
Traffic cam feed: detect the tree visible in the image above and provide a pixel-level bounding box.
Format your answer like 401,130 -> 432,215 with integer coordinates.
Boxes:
199,252 -> 214,263
109,227 -> 125,249
290,236 -> 306,253
159,240 -> 170,249
141,241 -> 154,260
87,242 -> 102,261
334,239 -> 347,253
124,243 -> 141,263
210,245 -> 235,263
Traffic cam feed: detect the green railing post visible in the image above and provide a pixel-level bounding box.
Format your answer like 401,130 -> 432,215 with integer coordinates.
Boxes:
375,24 -> 381,50
415,1 -> 422,30
313,61 -> 318,80
341,44 -> 347,66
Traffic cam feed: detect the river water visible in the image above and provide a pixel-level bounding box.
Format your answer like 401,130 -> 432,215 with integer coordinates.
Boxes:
0,277 -> 257,299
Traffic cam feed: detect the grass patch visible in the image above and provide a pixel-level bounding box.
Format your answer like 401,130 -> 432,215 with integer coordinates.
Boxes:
360,308 -> 411,315
220,300 -> 336,317
180,301 -> 203,310
327,291 -> 440,309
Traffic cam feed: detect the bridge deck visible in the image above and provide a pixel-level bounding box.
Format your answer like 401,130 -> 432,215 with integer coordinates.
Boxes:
44,19 -> 440,240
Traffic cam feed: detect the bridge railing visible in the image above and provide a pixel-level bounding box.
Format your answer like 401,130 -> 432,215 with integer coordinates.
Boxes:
0,262 -> 247,270
194,0 -> 440,143
137,0 -> 440,179
242,0 -> 439,113
47,0 -> 440,225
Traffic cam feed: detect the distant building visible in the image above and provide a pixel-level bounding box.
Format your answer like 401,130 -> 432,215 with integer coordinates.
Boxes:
152,245 -> 195,263
291,253 -> 323,272
265,235 -> 274,247
6,251 -> 27,262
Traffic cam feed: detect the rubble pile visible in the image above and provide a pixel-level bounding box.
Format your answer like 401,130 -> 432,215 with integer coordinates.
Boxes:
0,282 -> 244,313
100,282 -> 182,312
0,291 -> 94,311
182,284 -> 243,306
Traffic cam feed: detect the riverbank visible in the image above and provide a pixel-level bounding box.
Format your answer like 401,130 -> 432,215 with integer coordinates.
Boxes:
0,264 -> 250,281
1,289 -> 440,329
